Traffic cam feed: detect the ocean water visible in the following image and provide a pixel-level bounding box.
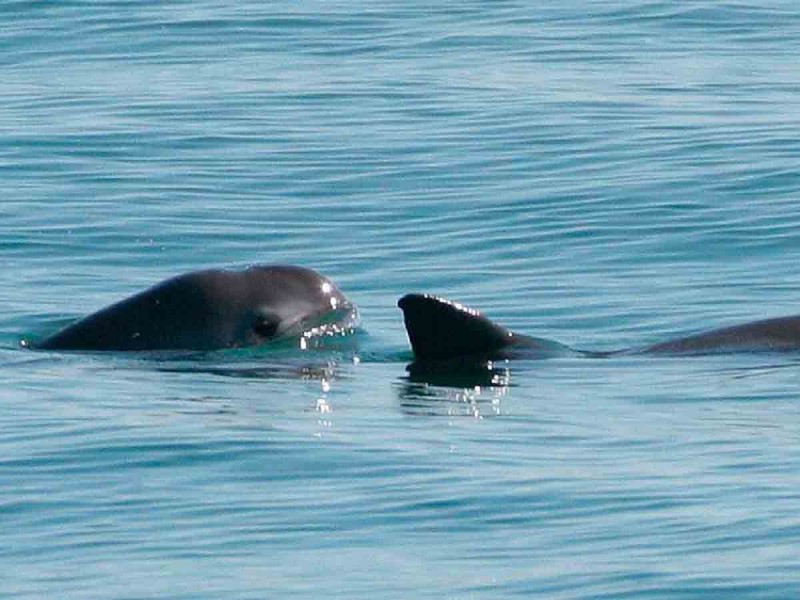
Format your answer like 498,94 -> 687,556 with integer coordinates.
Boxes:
3,1 -> 800,597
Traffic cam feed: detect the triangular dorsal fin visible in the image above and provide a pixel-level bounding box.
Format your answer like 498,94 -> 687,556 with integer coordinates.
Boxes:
397,294 -> 515,360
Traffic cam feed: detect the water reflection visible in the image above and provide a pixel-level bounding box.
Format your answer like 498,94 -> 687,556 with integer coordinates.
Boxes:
397,360 -> 511,418
158,360 -> 341,383
156,356 -> 344,426
405,358 -> 511,387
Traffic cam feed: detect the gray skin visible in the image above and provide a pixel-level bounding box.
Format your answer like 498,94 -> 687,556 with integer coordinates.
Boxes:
35,265 -> 357,352
398,293 -> 800,362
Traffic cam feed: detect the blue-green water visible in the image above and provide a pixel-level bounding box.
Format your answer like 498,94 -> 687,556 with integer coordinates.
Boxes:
4,2 -> 800,598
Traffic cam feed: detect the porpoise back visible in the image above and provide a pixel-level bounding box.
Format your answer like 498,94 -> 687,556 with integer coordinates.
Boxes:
639,315 -> 800,355
397,294 -> 575,361
398,293 -> 800,362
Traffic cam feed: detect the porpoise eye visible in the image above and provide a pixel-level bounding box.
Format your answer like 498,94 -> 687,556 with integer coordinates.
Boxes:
253,317 -> 279,339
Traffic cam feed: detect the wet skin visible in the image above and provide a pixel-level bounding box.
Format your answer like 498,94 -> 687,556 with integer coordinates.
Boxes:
35,265 -> 357,352
398,293 -> 800,362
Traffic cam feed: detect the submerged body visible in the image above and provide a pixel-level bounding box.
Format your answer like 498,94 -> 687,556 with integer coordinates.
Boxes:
36,265 -> 357,351
398,294 -> 800,362
638,316 -> 800,355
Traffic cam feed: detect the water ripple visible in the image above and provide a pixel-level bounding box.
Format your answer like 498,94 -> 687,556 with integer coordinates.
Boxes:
4,1 -> 800,598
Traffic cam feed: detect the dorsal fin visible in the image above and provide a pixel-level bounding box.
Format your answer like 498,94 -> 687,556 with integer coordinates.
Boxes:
397,294 -> 515,360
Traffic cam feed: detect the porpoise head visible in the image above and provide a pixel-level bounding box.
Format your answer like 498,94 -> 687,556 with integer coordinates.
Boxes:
34,265 -> 358,352
240,265 -> 358,346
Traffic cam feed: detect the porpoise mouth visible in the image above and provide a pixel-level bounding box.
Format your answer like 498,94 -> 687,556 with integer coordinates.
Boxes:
279,301 -> 360,347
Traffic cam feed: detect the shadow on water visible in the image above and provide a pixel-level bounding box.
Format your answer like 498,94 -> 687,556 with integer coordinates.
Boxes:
405,358 -> 513,388
156,356 -> 346,383
14,319 -> 365,390
714,357 -> 800,380
394,352 -> 800,417
396,358 -> 512,418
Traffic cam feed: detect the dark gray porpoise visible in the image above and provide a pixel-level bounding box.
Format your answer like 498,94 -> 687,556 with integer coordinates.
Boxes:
398,294 -> 800,361
36,265 -> 357,351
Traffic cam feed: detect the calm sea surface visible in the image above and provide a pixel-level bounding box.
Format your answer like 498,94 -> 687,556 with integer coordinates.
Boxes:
3,2 -> 800,598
